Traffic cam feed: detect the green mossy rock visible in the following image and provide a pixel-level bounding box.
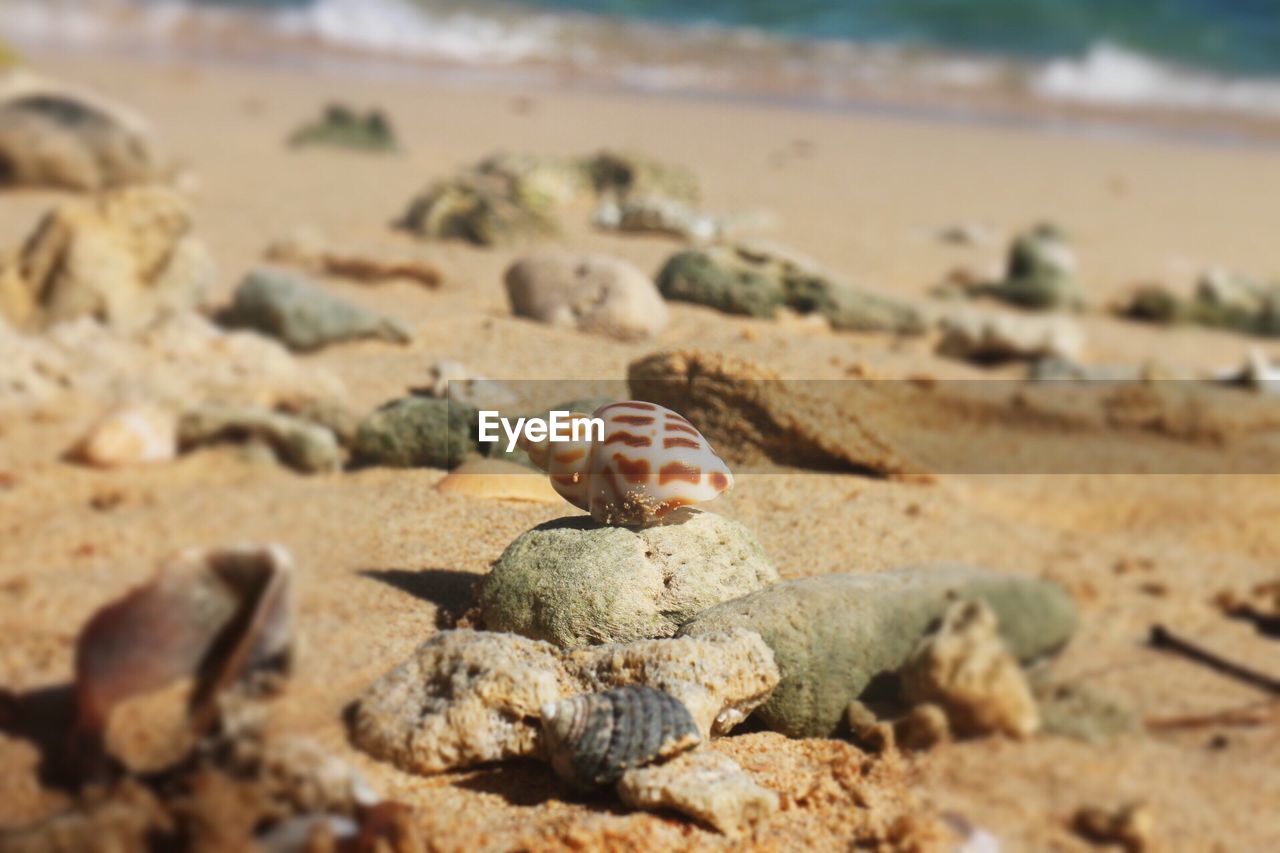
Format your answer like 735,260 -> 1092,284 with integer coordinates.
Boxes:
478,509 -> 779,649
784,275 -> 926,334
353,397 -> 475,469
288,103 -> 398,153
677,563 -> 1077,737
657,249 -> 785,318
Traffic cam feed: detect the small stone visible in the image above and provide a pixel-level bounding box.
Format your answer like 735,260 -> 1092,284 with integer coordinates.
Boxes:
287,103 -> 398,152
177,405 -> 342,474
617,750 -> 779,835
656,248 -> 786,318
352,396 -> 473,469
785,276 -> 925,334
219,267 -> 412,352
436,458 -> 561,503
505,250 -> 668,340
274,397 -> 363,449
678,563 -> 1077,737
900,599 -> 1040,738
978,224 -> 1083,310
844,700 -> 895,753
592,195 -> 727,242
937,308 -> 1084,363
477,509 -> 779,648
0,71 -> 161,191
893,703 -> 951,751
70,405 -> 177,468
421,359 -> 518,409
264,227 -> 441,288
586,150 -> 698,204
1073,801 -> 1156,852
398,170 -> 558,247
0,186 -> 214,332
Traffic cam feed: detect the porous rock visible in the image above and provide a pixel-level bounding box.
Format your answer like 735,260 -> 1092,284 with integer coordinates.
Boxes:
352,396 -> 474,469
505,250 -> 668,340
350,628 -> 778,776
0,312 -> 344,412
900,599 -> 1040,738
937,308 -> 1084,363
617,750 -> 779,836
178,404 -> 342,474
0,71 -> 161,190
219,267 -> 411,352
677,563 -> 1077,737
69,404 -> 177,468
477,509 -> 779,648
0,186 -> 213,331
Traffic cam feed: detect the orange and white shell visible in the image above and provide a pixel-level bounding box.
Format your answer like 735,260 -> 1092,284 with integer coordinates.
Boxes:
523,401 -> 734,526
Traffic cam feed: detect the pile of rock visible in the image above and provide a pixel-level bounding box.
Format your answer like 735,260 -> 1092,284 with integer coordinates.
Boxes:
1119,268 -> 1280,338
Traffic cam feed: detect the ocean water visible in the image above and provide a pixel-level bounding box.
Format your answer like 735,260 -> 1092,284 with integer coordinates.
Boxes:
4,0 -> 1280,121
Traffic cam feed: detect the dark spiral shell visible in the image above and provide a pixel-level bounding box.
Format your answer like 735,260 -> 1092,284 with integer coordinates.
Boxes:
540,685 -> 700,790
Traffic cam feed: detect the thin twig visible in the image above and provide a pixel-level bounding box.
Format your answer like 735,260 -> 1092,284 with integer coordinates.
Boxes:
1148,624 -> 1280,696
1145,700 -> 1280,731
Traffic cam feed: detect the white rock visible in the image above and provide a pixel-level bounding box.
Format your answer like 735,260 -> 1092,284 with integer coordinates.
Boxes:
504,250 -> 668,340
937,308 -> 1083,363
70,404 -> 177,468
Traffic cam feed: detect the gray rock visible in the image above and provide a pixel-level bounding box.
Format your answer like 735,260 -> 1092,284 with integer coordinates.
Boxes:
478,509 -> 779,648
677,563 -> 1077,737
352,396 -> 474,469
220,268 -> 412,352
938,308 -> 1084,364
178,404 -> 342,474
505,250 -> 668,340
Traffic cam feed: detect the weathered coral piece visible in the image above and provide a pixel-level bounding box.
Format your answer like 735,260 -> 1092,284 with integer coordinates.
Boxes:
177,404 -> 342,474
900,599 -> 1040,738
219,267 -> 412,352
518,400 -> 732,526
74,545 -> 294,769
350,628 -> 778,776
678,563 -> 1077,737
0,186 -> 214,332
541,686 -> 700,790
505,250 -> 669,341
478,511 -> 777,647
616,749 -> 779,835
264,227 -> 441,288
69,404 -> 177,468
0,71 -> 161,191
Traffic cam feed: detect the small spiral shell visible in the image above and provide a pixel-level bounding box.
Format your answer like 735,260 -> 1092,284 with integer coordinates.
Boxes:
525,401 -> 734,527
540,685 -> 701,790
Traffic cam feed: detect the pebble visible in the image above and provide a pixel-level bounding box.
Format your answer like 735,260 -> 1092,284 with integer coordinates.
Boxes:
505,250 -> 668,340
352,396 -> 474,469
70,404 -> 177,468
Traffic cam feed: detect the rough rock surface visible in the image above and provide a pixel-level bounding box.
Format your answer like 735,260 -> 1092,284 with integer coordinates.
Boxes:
178,404 -> 342,474
678,563 -> 1077,737
477,509 -> 779,648
937,308 -> 1084,363
69,404 -> 177,468
504,250 -> 668,340
0,71 -> 161,190
0,312 -> 344,412
900,599 -> 1040,738
219,267 -> 412,352
0,186 -> 214,332
352,396 -> 474,469
350,629 -> 778,776
617,750 -> 779,835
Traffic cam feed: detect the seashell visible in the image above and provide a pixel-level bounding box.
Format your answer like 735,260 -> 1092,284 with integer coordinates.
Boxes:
521,400 -> 733,526
540,685 -> 700,790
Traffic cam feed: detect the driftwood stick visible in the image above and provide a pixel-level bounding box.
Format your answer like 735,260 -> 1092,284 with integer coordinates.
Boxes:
1145,700 -> 1280,731
1148,625 -> 1280,696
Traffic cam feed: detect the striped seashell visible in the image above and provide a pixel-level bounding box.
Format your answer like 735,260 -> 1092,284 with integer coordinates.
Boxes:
540,685 -> 700,790
522,400 -> 734,527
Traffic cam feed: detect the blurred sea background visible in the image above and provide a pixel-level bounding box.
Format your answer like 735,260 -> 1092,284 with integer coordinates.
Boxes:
4,0 -> 1280,127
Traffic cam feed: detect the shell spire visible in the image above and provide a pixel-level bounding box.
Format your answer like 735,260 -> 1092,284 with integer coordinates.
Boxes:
525,400 -> 734,526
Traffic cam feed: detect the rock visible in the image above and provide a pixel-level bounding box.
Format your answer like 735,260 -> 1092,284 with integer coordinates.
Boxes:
477,509 -> 779,648
892,703 -> 951,751
480,151 -> 592,210
592,196 -> 730,242
274,397 -> 363,449
617,750 -> 778,836
628,349 -> 928,477
219,268 -> 412,352
398,169 -> 558,247
1073,802 -> 1156,852
0,186 -> 214,332
785,275 -> 926,334
287,103 -> 398,152
978,224 -> 1083,310
900,599 -> 1040,738
351,629 -> 777,775
352,396 -> 474,469
264,227 -> 441,288
937,308 -> 1084,363
421,359 -> 518,409
1214,348 -> 1280,395
0,312 -> 344,413
69,404 -> 177,468
504,250 -> 668,340
0,71 -> 161,190
1117,270 -> 1280,337
178,405 -> 342,474
585,150 -> 698,203
656,248 -> 786,318
677,563 -> 1077,737
435,458 -> 561,503
567,629 -> 780,737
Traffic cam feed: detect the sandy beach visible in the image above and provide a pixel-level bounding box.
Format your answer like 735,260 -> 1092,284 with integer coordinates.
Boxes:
2,51 -> 1279,851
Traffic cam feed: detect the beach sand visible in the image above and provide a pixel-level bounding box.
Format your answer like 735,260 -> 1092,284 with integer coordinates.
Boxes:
1,55 -> 1279,850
